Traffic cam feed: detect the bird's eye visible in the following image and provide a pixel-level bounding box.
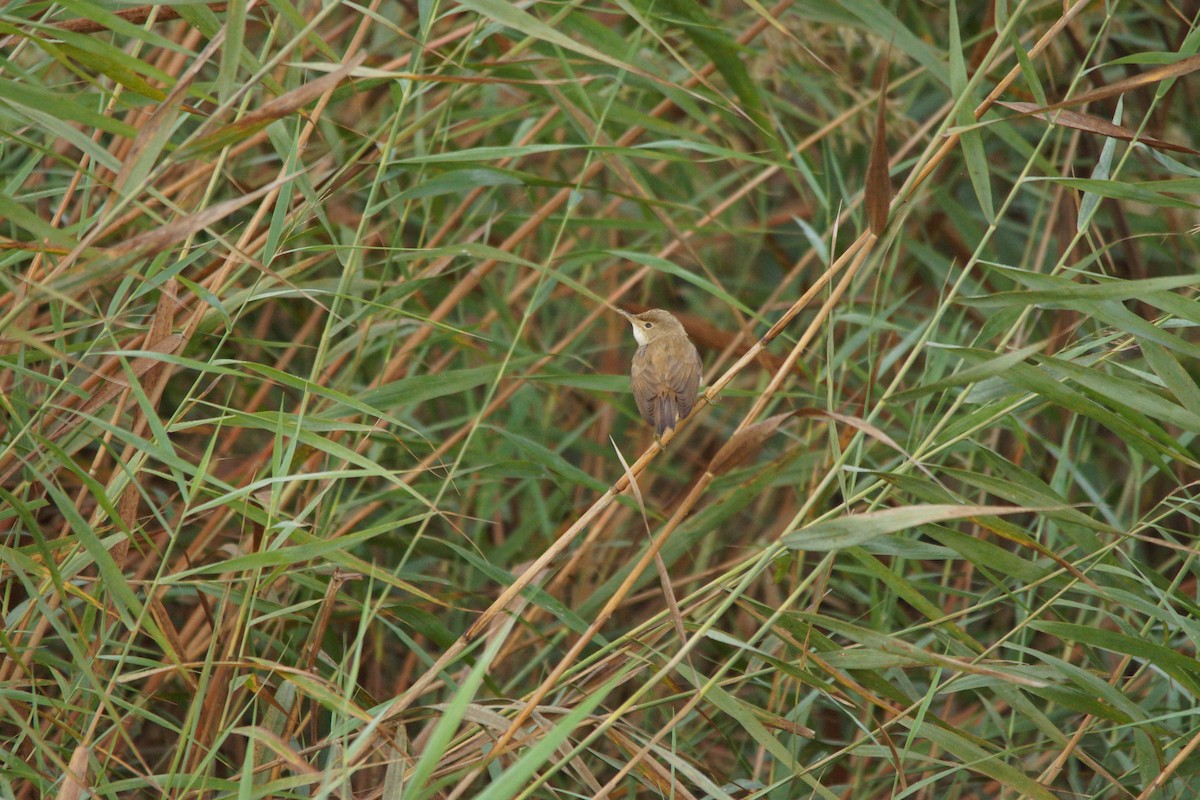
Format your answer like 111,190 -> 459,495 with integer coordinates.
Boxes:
644,322 -> 653,328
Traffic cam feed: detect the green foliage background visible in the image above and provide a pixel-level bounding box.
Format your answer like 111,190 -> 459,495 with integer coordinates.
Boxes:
2,0 -> 1200,797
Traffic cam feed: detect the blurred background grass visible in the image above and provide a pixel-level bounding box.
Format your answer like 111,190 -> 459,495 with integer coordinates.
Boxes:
3,0 -> 1200,797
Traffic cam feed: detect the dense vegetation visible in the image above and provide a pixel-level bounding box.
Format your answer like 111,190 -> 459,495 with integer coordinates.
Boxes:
2,0 -> 1200,797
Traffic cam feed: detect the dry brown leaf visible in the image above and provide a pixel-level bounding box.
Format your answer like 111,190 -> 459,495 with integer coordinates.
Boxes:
866,61 -> 893,236
146,597 -> 199,691
56,744 -> 90,800
236,725 -> 319,776
611,437 -> 687,644
708,411 -> 794,476
1049,53 -> 1200,111
39,333 -> 184,446
999,100 -> 1200,155
759,711 -> 816,738
793,408 -> 905,454
0,3 -> 240,47
107,175 -> 296,258
116,280 -> 182,538
229,56 -> 362,129
612,437 -> 646,519
177,54 -> 364,159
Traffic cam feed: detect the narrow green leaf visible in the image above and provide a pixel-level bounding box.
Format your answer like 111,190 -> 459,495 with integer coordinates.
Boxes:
1078,97 -> 1121,230
54,0 -> 183,49
648,0 -> 768,129
405,620 -> 511,800
834,0 -> 948,86
977,359 -> 1181,471
355,363 -> 504,411
472,672 -> 627,800
1033,622 -> 1200,695
0,193 -> 80,249
56,41 -> 168,102
959,274 -> 1198,306
1035,353 -> 1200,433
950,1 -> 993,221
609,249 -> 757,316
783,505 -> 1036,551
395,169 -> 523,202
1030,177 -> 1200,209
455,0 -> 661,83
889,342 -> 1044,403
1006,28 -> 1047,107
912,719 -> 1059,800
0,77 -> 137,139
172,523 -> 424,578
1141,340 -> 1200,419
218,0 -> 247,103
485,426 -> 609,493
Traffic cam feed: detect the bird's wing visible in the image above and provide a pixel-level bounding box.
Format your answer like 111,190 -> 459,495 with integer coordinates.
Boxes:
630,345 -> 659,425
671,341 -> 702,420
631,340 -> 702,434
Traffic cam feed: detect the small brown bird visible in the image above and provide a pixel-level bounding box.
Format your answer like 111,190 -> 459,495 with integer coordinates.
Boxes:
617,308 -> 703,437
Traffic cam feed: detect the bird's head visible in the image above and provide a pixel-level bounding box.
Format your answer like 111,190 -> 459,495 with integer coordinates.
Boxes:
617,308 -> 686,346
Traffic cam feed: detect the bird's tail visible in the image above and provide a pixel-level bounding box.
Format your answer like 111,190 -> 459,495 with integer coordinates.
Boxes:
655,395 -> 678,436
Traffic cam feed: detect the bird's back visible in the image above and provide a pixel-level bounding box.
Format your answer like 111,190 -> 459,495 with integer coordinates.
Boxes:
630,337 -> 701,436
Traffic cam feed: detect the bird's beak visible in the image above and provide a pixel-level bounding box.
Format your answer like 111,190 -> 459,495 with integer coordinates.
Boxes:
615,308 -> 636,323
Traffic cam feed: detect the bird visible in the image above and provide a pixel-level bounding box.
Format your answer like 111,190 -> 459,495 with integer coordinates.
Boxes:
616,308 -> 703,437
